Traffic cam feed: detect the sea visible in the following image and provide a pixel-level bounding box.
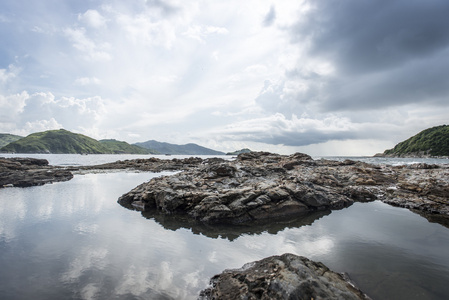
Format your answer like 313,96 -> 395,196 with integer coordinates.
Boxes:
1,154 -> 449,300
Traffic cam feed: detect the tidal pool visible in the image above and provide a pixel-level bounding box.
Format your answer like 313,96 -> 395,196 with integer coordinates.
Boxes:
1,172 -> 448,299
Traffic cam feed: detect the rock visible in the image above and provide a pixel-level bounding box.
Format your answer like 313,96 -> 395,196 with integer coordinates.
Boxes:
118,152 -> 449,228
199,253 -> 371,300
77,156 -> 208,172
118,153 -> 354,225
0,157 -> 73,188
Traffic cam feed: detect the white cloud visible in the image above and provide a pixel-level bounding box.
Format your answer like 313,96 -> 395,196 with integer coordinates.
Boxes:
116,13 -> 177,48
0,64 -> 19,84
75,77 -> 101,86
0,91 -> 29,123
78,10 -> 107,28
21,118 -> 63,135
64,27 -> 112,61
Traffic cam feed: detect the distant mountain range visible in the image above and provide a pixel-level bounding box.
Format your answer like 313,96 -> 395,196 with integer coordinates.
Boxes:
134,140 -> 225,155
0,129 -> 227,155
380,125 -> 449,157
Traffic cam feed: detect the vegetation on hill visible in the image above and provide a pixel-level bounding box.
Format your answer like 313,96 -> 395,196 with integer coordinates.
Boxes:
134,140 -> 225,155
383,125 -> 449,157
0,133 -> 23,148
226,148 -> 252,155
99,139 -> 158,154
0,129 -> 152,154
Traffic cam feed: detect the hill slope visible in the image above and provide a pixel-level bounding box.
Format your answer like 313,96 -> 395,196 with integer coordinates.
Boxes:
383,125 -> 449,157
0,129 -> 152,154
134,140 -> 225,155
99,139 -> 157,154
0,133 -> 23,148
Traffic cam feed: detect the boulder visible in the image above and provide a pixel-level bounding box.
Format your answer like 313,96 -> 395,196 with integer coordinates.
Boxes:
199,253 -> 371,300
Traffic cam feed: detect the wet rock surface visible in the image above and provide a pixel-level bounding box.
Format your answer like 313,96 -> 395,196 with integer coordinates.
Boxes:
199,253 -> 371,300
118,152 -> 449,227
0,157 -> 73,187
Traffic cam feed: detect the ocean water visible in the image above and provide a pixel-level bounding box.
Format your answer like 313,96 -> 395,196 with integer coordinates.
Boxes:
0,155 -> 449,299
1,153 -> 448,167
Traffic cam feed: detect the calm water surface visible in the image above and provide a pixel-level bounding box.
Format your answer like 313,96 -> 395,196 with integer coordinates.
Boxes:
1,159 -> 449,299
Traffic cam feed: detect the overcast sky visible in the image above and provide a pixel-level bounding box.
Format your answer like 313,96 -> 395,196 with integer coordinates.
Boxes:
1,0 -> 448,155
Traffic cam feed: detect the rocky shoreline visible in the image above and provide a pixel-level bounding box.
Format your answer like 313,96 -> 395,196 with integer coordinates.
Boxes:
2,152 -> 448,226
0,157 -> 73,187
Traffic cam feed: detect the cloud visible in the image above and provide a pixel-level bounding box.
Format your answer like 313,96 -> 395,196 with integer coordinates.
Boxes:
0,64 -> 19,84
214,113 -> 360,146
78,10 -> 107,28
0,91 -> 29,124
21,118 -> 63,135
75,77 -> 101,86
263,5 -> 276,26
281,0 -> 449,112
0,92 -> 107,136
64,27 -> 112,61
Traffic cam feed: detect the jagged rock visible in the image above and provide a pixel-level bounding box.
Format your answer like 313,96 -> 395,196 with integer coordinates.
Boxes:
199,253 -> 371,300
118,152 -> 354,225
0,157 -> 73,187
118,152 -> 449,228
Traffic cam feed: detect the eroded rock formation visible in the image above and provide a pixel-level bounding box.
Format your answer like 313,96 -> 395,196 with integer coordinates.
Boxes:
199,253 -> 371,300
118,152 -> 449,227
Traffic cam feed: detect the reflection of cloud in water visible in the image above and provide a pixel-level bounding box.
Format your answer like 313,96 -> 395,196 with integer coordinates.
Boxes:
115,265 -> 152,296
74,222 -> 99,235
0,188 -> 28,241
81,283 -> 99,300
62,247 -> 109,282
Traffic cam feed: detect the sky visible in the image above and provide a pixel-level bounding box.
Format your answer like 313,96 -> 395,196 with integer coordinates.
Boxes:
1,0 -> 448,156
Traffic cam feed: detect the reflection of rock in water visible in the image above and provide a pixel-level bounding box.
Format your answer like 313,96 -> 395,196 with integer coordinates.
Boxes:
199,253 -> 371,300
412,209 -> 449,229
140,209 -> 331,241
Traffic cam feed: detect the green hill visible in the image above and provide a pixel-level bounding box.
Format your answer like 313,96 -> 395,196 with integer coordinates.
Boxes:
0,133 -> 23,148
383,125 -> 449,157
134,140 -> 225,155
99,139 -> 157,154
0,129 -> 153,154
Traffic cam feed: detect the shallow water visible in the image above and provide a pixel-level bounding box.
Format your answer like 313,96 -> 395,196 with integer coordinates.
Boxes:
1,171 -> 449,299
2,153 -> 448,167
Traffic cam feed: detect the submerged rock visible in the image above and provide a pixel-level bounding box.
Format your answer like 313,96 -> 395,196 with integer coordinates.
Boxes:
0,157 -> 73,188
118,152 -> 449,228
199,253 -> 371,300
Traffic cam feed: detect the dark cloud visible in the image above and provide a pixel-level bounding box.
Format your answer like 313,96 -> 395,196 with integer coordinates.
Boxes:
145,0 -> 180,16
263,5 -> 276,27
280,0 -> 449,113
291,0 -> 449,74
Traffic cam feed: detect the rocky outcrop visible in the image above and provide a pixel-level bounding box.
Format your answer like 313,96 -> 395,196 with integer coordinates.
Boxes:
199,253 -> 371,300
118,152 -> 354,225
118,152 -> 449,227
0,157 -> 73,187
